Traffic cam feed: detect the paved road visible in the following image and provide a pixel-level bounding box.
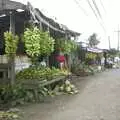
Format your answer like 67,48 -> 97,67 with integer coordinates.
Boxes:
22,69 -> 120,120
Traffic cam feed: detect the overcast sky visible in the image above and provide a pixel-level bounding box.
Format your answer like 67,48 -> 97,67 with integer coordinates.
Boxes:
14,0 -> 120,49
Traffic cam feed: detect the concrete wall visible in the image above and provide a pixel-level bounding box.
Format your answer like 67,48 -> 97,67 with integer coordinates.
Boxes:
0,55 -> 31,71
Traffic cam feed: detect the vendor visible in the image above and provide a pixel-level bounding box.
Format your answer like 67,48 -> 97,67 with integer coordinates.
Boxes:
56,52 -> 67,70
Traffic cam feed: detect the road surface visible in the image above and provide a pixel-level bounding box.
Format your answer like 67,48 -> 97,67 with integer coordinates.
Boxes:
21,69 -> 120,120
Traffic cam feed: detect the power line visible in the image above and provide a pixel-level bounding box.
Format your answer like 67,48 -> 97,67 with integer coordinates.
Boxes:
91,0 -> 106,31
74,0 -> 88,16
74,0 -> 106,32
99,0 -> 106,13
86,0 -> 99,20
86,0 -> 106,32
92,0 -> 102,19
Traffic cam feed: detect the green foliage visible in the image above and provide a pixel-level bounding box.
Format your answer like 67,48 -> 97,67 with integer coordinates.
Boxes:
4,32 -> 19,56
85,52 -> 97,60
108,48 -> 118,58
0,67 -> 76,106
0,85 -> 26,105
71,62 -> 96,76
85,52 -> 97,65
0,109 -> 20,120
55,39 -> 77,54
23,27 -> 55,58
88,33 -> 100,47
0,84 -> 50,105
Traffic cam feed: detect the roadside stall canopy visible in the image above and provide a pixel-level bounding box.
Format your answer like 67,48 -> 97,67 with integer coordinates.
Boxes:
87,48 -> 103,53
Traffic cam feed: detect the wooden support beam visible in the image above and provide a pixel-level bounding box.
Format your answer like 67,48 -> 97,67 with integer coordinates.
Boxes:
9,11 -> 15,85
9,11 -> 15,34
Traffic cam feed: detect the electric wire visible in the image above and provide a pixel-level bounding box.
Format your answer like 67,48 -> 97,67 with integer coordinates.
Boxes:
100,0 -> 106,13
86,0 -> 106,32
73,0 -> 106,32
91,0 -> 106,31
92,0 -> 102,19
74,0 -> 88,16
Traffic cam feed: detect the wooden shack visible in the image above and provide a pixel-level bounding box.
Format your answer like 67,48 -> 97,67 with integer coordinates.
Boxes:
0,0 -> 80,84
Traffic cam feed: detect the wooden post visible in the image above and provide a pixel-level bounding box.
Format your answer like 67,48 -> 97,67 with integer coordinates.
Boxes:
9,11 -> 15,34
103,51 -> 107,67
39,21 -> 43,30
65,33 -> 71,72
9,11 -> 15,85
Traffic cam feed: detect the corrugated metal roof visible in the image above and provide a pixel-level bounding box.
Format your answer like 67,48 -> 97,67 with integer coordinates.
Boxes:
0,0 -> 81,37
87,47 -> 103,53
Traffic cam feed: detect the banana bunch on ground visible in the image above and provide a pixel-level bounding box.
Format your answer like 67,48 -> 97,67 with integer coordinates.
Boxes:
60,70 -> 71,76
59,80 -> 78,94
16,67 -> 66,81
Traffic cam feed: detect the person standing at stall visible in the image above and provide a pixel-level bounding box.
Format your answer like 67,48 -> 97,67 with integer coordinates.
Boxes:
56,52 -> 67,70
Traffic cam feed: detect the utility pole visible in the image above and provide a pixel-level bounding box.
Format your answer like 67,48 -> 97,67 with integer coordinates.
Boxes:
108,36 -> 111,49
115,25 -> 120,51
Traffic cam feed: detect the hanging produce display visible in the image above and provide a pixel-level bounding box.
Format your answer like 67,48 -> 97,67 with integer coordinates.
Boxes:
55,39 -> 77,54
23,27 -> 55,63
4,31 -> 19,56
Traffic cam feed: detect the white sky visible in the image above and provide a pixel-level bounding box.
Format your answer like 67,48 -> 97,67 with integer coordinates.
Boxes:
14,0 -> 120,49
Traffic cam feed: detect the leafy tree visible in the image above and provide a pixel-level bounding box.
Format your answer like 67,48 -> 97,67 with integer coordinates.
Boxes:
88,33 -> 100,47
108,48 -> 118,58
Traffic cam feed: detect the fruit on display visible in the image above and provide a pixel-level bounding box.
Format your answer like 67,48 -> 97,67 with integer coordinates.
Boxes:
59,80 -> 78,94
16,67 -> 66,81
